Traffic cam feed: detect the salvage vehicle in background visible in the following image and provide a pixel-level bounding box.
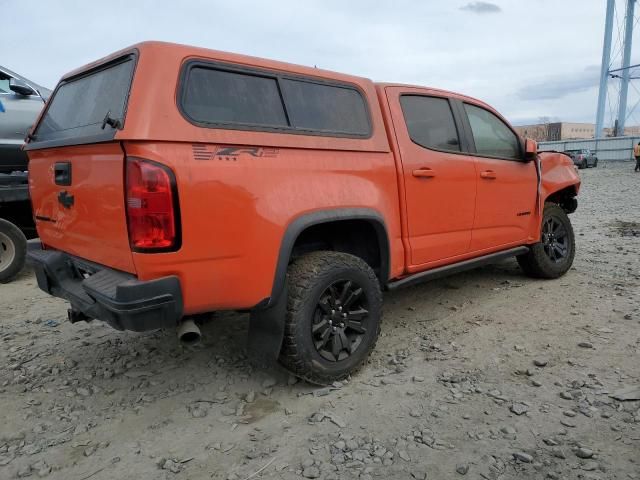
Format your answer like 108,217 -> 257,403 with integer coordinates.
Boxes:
25,42 -> 581,384
564,148 -> 598,169
0,67 -> 49,282
0,172 -> 33,282
0,65 -> 50,173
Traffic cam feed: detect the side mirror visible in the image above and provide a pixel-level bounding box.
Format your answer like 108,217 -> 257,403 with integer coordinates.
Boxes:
523,138 -> 537,161
9,78 -> 37,96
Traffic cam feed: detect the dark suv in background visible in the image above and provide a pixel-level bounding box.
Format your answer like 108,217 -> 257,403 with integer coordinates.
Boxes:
0,66 -> 50,173
564,149 -> 598,169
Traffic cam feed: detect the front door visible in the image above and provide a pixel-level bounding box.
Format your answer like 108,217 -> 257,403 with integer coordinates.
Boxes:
387,88 -> 477,266
460,102 -> 538,251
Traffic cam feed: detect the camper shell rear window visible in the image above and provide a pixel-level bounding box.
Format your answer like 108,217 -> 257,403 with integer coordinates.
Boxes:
26,54 -> 136,150
178,60 -> 372,138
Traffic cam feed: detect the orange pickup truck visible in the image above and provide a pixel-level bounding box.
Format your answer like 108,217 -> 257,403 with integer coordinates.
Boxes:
25,42 -> 580,384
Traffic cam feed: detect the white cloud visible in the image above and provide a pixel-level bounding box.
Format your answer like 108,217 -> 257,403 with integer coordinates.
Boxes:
517,66 -> 600,101
2,0 -> 637,126
460,2 -> 502,14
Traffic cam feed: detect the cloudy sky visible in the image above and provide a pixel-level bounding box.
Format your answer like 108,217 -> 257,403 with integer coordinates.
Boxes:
3,0 -> 639,126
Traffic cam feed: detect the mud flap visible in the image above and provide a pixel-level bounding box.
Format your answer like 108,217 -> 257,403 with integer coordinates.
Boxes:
247,283 -> 287,369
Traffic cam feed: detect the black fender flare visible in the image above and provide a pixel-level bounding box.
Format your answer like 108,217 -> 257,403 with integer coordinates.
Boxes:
247,208 -> 390,369
266,207 -> 390,308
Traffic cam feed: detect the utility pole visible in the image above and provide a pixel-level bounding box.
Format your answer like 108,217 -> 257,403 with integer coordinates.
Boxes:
617,0 -> 636,135
595,0 -> 615,139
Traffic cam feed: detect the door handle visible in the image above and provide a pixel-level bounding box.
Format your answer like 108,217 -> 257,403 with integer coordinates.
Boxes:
54,162 -> 72,186
480,170 -> 497,179
412,168 -> 436,178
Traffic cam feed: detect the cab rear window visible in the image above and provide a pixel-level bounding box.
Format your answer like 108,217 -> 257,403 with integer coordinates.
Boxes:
28,55 -> 135,149
179,62 -> 371,138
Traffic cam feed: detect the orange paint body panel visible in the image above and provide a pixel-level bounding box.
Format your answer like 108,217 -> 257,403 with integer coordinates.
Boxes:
382,86 -> 478,266
25,41 -> 580,328
471,156 -> 538,250
28,143 -> 135,273
124,141 -> 403,313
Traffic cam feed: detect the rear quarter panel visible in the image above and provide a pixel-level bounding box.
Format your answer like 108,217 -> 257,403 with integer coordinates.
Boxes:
125,141 -> 403,314
116,42 -> 405,314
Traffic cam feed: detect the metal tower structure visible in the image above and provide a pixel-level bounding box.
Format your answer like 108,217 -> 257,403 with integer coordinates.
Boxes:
595,0 -> 637,138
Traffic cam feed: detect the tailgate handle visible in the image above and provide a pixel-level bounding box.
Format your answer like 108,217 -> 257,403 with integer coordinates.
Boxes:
54,162 -> 72,186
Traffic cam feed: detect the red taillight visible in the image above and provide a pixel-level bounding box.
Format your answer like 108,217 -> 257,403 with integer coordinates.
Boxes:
126,157 -> 180,252
578,155 -> 584,160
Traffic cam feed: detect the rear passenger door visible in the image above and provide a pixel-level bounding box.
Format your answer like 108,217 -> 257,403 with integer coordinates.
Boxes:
386,87 -> 477,266
456,101 -> 538,251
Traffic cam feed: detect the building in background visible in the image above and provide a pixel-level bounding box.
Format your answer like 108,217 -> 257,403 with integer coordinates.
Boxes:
606,125 -> 640,137
513,122 -> 640,141
513,122 -> 595,141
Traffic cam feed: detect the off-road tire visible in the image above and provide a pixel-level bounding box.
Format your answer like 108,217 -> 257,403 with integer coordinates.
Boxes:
593,158 -> 598,168
580,159 -> 588,169
517,203 -> 575,279
279,251 -> 382,385
0,218 -> 27,283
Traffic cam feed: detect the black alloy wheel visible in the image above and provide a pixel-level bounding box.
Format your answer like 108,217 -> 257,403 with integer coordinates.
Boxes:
312,279 -> 369,362
279,251 -> 383,385
540,215 -> 569,263
517,203 -> 575,279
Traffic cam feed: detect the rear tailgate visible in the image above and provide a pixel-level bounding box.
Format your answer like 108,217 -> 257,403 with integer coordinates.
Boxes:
28,143 -> 135,273
25,54 -> 137,273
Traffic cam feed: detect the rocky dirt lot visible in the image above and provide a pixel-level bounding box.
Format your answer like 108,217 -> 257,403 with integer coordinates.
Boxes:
1,161 -> 639,480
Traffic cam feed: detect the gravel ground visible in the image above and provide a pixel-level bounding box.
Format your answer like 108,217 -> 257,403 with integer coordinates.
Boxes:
1,161 -> 639,480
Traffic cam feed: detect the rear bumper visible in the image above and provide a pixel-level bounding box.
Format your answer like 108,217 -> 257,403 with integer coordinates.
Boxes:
26,240 -> 183,332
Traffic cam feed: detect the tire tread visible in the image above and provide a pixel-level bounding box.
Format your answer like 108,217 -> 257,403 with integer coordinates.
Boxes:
279,251 -> 382,385
517,203 -> 575,279
0,218 -> 27,283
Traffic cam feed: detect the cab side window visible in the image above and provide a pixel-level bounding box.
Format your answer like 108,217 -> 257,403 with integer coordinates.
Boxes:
464,103 -> 520,160
400,95 -> 460,152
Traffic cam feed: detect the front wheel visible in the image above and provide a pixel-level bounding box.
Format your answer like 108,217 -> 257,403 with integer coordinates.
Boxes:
279,251 -> 382,385
593,158 -> 598,168
517,203 -> 575,279
0,218 -> 27,283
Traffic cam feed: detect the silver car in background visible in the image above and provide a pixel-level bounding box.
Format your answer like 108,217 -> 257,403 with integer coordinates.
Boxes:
0,66 -> 51,173
1,67 -> 50,282
564,148 -> 598,169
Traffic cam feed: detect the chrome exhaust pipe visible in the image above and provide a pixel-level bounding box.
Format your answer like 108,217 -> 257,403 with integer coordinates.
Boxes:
177,318 -> 201,346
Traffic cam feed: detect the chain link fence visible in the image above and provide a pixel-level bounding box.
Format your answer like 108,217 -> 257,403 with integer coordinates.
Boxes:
538,136 -> 640,162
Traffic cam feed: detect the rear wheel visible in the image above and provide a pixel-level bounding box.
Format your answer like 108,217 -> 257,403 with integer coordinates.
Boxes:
517,203 -> 575,279
0,218 -> 27,283
581,159 -> 588,169
279,251 -> 382,385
